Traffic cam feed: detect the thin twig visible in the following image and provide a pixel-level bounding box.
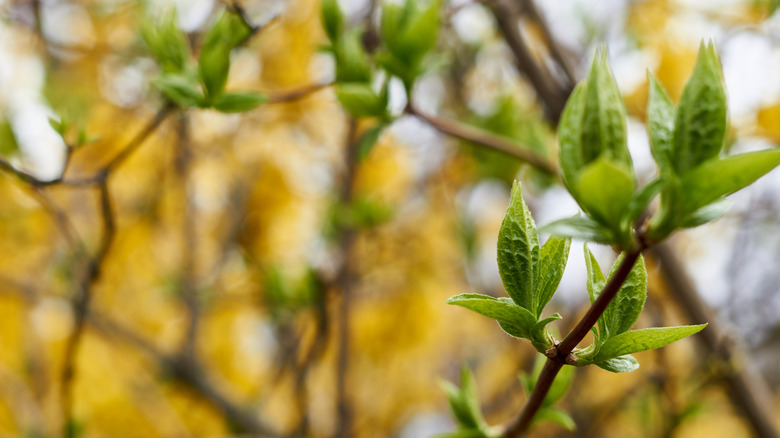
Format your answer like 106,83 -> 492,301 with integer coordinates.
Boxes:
334,118 -> 360,438
405,104 -> 557,175
60,183 -> 116,437
267,82 -> 334,103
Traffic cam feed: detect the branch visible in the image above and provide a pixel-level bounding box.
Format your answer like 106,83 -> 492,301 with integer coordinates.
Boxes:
334,118 -> 360,438
60,183 -> 116,436
86,314 -> 279,436
405,104 -> 557,175
267,82 -> 333,103
502,247 -> 645,437
484,0 -> 573,123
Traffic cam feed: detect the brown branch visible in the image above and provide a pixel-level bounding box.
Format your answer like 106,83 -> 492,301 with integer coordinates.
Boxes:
405,104 -> 557,175
86,314 -> 279,436
267,82 -> 334,104
502,247 -> 645,437
60,182 -> 116,437
334,119 -> 360,438
484,0 -> 573,123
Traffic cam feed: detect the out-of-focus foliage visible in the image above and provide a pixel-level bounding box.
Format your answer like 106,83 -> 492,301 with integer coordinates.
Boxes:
0,0 -> 780,437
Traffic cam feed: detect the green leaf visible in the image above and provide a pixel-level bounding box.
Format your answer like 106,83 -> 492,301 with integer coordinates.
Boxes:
458,367 -> 487,430
529,313 -> 561,351
558,82 -> 586,192
647,174 -> 684,242
533,407 -> 576,431
199,44 -> 230,99
540,215 -> 614,245
334,29 -> 372,83
440,367 -> 488,431
672,42 -> 727,175
602,254 -> 646,337
625,178 -> 664,225
0,120 -> 20,157
140,10 -> 190,73
646,71 -> 675,172
199,11 -> 252,98
574,157 -> 635,238
535,236 -> 571,317
595,354 -> 639,373
581,49 -> 631,169
335,83 -> 387,118
211,91 -> 268,113
680,149 -> 780,215
583,244 -> 606,304
594,324 -> 707,362
154,73 -> 205,108
497,181 -> 540,311
395,0 -> 440,65
680,198 -> 730,228
584,244 -> 608,339
446,294 -> 537,339
321,0 -> 343,41
356,123 -> 387,161
431,431 -> 489,438
544,362 -> 574,407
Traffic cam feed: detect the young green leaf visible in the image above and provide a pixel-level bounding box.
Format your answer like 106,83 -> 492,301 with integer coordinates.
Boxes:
540,215 -> 614,245
447,294 -> 536,338
497,181 -> 540,312
335,83 -> 387,118
211,92 -> 268,113
625,178 -> 664,226
593,324 -> 707,362
602,254 -> 647,337
646,71 -> 675,172
395,0 -> 440,65
672,42 -> 727,175
574,157 -> 635,240
647,174 -> 684,242
528,313 -> 561,351
680,199 -> 730,228
199,11 -> 252,99
581,50 -> 631,169
199,45 -> 230,99
439,367 -> 496,436
140,10 -> 190,73
584,244 -> 608,339
583,245 -> 606,304
535,236 -> 571,317
356,123 -> 387,162
558,82 -> 586,192
334,29 -> 373,83
533,407 -> 576,431
680,149 -> 780,215
595,354 -> 639,373
154,73 -> 205,108
321,0 -> 343,41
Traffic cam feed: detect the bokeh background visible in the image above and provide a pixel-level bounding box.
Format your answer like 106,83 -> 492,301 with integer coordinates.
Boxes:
1,0 -> 780,437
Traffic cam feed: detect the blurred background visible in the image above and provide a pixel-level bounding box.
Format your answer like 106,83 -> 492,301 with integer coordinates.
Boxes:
1,0 -> 780,437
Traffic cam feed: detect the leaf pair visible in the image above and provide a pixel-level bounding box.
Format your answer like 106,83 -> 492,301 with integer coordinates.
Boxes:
448,182 -> 570,352
574,246 -> 705,372
378,0 -> 441,91
647,42 -> 780,240
555,50 -> 639,249
143,9 -> 267,113
436,367 -> 500,438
